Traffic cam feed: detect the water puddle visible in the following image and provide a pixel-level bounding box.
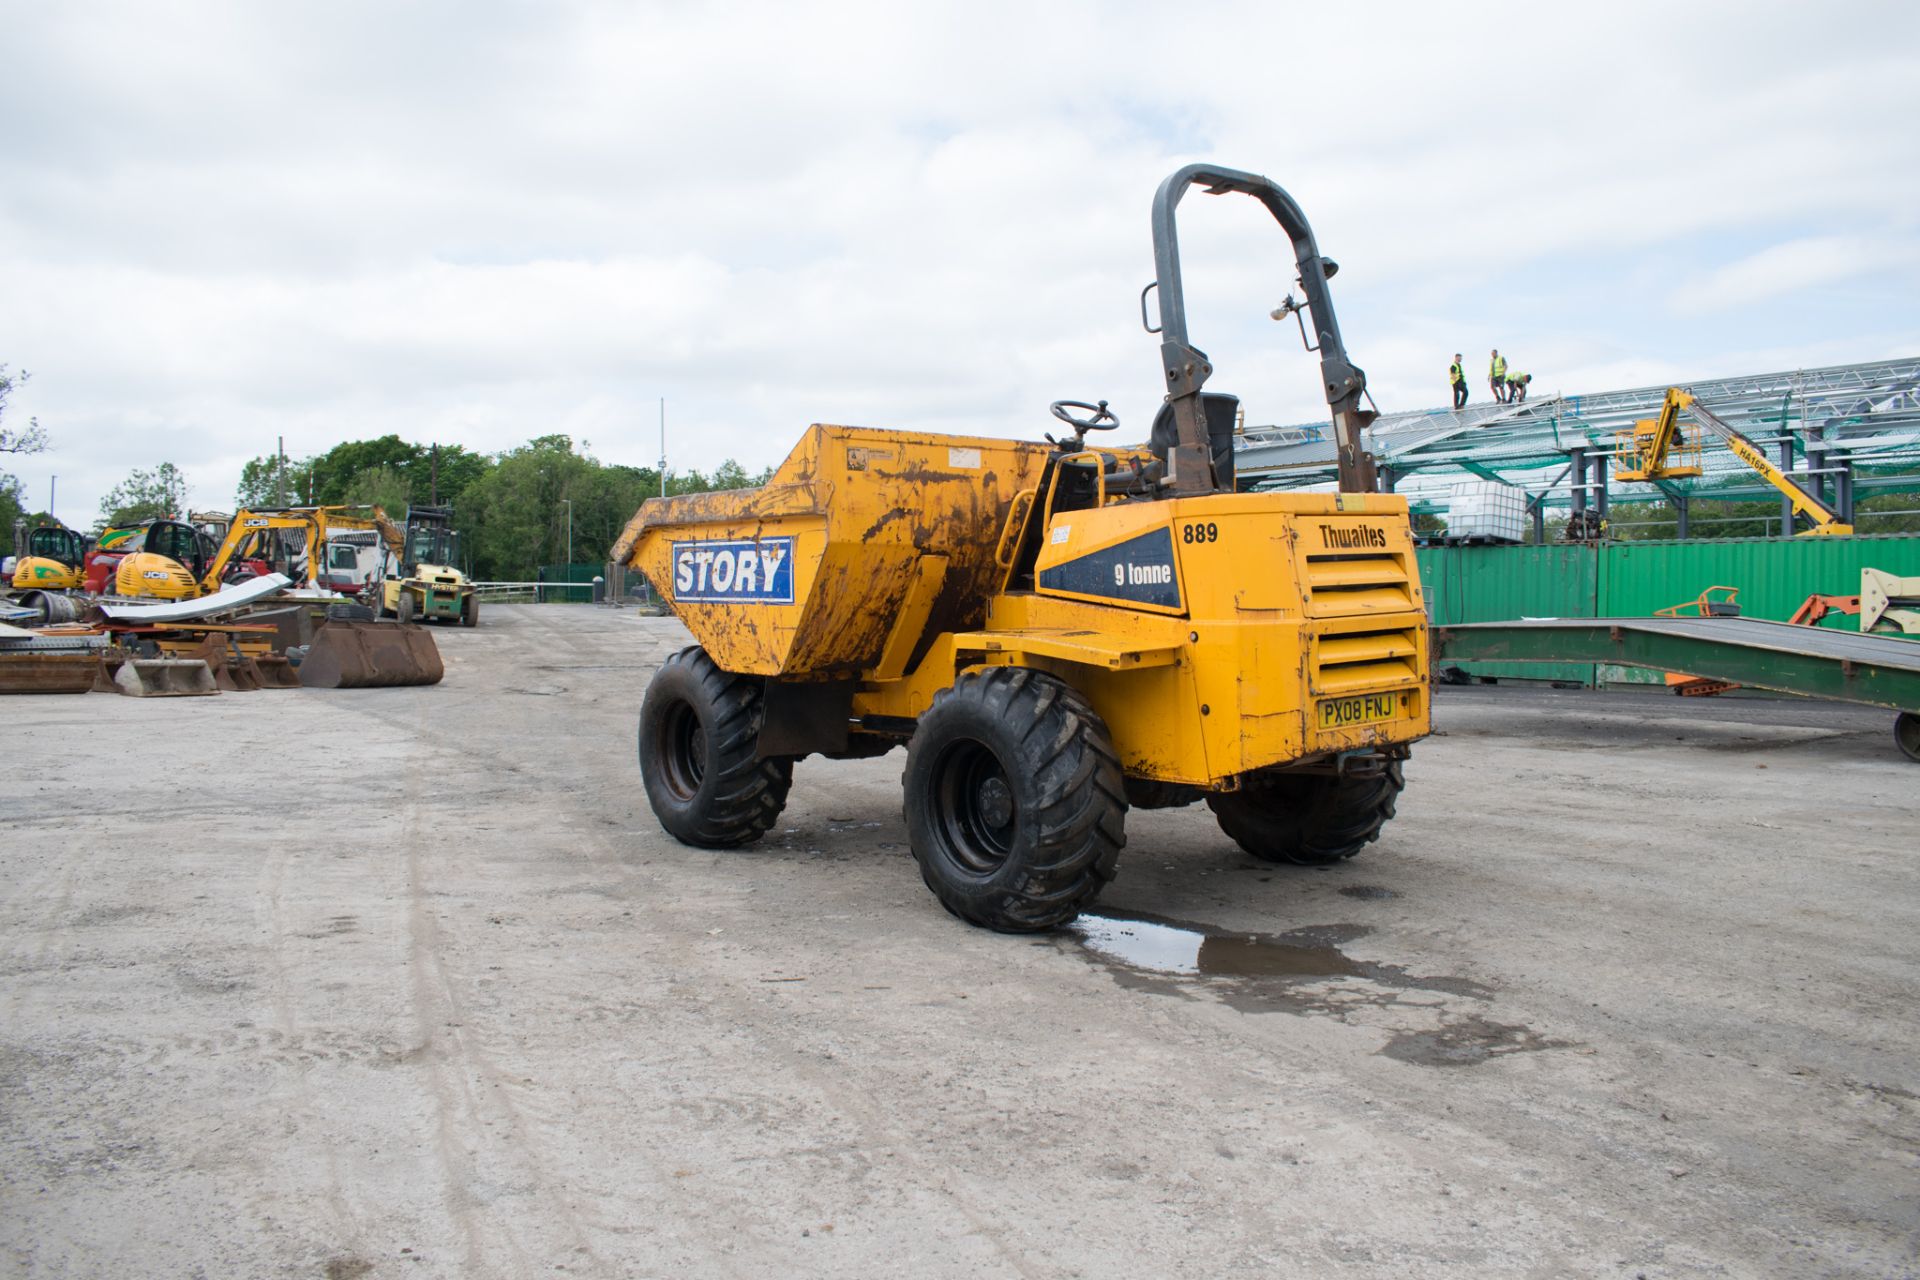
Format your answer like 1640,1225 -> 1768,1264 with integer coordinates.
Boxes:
1061,911 -> 1572,1066
1067,913 -> 1364,980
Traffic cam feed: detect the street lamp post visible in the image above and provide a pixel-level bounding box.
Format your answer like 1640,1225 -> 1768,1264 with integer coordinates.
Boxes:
562,498 -> 573,594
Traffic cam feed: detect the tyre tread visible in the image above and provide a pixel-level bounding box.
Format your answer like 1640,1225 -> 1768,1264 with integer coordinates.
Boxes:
906,668 -> 1127,932
1208,759 -> 1406,866
639,646 -> 792,849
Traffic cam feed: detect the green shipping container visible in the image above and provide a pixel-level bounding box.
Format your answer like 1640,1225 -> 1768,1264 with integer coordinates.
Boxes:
1598,533 -> 1920,684
1417,544 -> 1598,685
1600,534 -> 1920,620
1418,534 -> 1920,687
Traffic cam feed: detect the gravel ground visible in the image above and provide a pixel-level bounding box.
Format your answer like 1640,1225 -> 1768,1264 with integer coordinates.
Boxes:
2,604 -> 1915,1279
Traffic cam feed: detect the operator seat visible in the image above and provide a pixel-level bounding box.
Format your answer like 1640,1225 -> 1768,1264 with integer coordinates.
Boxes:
1148,392 -> 1239,493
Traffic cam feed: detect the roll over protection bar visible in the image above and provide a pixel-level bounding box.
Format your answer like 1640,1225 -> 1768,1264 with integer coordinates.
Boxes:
1149,164 -> 1378,494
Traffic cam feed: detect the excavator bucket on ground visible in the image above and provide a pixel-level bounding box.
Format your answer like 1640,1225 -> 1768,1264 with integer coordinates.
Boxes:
298,621 -> 443,689
253,653 -> 303,688
112,658 -> 220,697
0,652 -> 99,694
172,634 -> 262,692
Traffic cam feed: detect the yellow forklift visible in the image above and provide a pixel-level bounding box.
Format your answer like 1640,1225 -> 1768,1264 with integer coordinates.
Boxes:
372,506 -> 478,627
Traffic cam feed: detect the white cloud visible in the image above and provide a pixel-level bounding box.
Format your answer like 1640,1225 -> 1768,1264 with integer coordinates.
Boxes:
2,0 -> 1917,520
1671,235 -> 1920,314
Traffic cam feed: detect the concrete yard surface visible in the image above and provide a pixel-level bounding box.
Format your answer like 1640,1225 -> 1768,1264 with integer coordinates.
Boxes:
2,604 -> 1916,1278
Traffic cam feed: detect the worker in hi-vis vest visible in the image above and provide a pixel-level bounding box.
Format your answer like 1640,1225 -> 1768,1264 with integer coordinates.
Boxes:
1449,354 -> 1467,409
1489,349 -> 1509,403
1507,371 -> 1532,403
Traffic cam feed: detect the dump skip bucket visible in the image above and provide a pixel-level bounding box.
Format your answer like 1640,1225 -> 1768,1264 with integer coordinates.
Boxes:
298,621 -> 443,688
113,658 -> 220,697
0,652 -> 99,694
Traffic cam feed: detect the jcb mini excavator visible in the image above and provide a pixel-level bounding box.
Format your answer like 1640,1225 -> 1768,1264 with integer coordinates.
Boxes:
7,520 -> 91,620
615,164 -> 1431,932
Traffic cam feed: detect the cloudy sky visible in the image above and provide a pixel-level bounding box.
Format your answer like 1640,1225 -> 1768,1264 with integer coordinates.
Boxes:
3,0 -> 1917,521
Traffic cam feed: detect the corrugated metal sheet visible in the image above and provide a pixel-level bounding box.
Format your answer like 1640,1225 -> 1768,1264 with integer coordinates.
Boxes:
1417,545 -> 1597,684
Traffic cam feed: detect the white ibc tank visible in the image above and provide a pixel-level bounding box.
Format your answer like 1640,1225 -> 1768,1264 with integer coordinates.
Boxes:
1447,480 -> 1527,544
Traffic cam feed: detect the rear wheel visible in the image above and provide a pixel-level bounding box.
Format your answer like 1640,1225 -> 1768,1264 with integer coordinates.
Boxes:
1897,712 -> 1920,763
461,596 -> 480,628
638,646 -> 792,847
1208,757 -> 1406,866
903,667 -> 1126,932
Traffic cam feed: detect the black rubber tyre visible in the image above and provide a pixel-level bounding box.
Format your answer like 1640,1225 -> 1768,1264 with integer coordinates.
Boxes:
1207,758 -> 1406,866
903,667 -> 1127,932
1896,712 -> 1920,764
395,592 -> 415,625
325,602 -> 375,622
638,646 -> 793,848
461,597 -> 479,628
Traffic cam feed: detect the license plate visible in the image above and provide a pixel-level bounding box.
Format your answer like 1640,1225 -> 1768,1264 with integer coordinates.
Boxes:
1317,692 -> 1398,730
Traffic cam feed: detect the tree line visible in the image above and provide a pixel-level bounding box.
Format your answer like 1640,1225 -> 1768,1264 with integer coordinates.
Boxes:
2,413 -> 771,582
220,433 -> 768,581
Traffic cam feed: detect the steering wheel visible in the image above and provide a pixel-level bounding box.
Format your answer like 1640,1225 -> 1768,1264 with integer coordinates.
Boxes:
1049,399 -> 1120,437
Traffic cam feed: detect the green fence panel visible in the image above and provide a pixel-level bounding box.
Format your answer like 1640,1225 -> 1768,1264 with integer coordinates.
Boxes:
1417,544 -> 1599,684
536,563 -> 604,589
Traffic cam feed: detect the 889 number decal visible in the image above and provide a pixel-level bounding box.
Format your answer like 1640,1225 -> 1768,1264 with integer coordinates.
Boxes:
1181,522 -> 1219,544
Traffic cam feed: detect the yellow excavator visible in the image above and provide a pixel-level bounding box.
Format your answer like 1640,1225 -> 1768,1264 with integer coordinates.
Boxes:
1615,387 -> 1854,536
6,520 -> 93,622
113,506 -> 406,600
10,520 -> 89,592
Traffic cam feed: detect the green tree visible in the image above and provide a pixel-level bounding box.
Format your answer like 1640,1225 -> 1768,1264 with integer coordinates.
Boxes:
0,366 -> 44,457
343,464 -> 412,515
99,463 -> 191,528
416,443 -> 491,508
0,473 -> 26,546
309,436 -> 427,505
458,435 -> 595,580
236,452 -> 317,508
1,365 -> 45,542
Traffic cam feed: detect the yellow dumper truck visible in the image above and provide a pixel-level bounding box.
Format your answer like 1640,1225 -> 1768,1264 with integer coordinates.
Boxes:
615,165 -> 1431,931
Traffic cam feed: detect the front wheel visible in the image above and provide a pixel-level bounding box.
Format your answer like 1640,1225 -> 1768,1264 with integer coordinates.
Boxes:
395,591 -> 415,625
903,667 -> 1127,932
638,646 -> 792,847
1208,757 -> 1406,866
